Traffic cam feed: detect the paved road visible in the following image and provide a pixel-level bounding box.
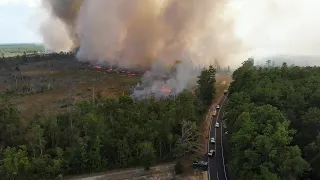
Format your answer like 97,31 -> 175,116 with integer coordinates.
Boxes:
207,94 -> 228,180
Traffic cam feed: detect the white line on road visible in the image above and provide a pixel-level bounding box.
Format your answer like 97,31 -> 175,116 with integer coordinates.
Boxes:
208,95 -> 227,180
220,94 -> 228,180
217,171 -> 220,180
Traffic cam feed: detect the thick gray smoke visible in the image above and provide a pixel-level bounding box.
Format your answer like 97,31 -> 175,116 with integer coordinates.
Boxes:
40,0 -> 242,97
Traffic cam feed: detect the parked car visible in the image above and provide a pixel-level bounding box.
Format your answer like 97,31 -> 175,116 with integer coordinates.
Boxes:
210,137 -> 215,143
208,149 -> 215,157
215,122 -> 220,128
192,161 -> 208,170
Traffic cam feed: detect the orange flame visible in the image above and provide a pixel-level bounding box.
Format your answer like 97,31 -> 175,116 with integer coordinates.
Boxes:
161,86 -> 172,93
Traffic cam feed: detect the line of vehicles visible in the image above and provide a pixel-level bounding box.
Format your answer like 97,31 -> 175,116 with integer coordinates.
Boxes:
192,103 -> 222,170
192,89 -> 228,171
208,104 -> 220,158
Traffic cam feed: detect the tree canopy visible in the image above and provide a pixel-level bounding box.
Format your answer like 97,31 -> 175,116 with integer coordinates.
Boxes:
197,65 -> 216,106
226,59 -> 320,179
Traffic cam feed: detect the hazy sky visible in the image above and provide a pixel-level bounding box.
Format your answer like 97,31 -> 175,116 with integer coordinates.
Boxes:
0,0 -> 41,44
230,0 -> 320,58
0,0 -> 319,60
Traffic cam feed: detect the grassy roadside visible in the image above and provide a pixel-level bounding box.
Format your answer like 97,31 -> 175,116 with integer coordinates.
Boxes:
202,75 -> 231,150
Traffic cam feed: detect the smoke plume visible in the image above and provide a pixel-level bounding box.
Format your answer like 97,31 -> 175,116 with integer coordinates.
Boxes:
41,0 -> 83,50
40,0 -> 242,68
40,0 -> 242,98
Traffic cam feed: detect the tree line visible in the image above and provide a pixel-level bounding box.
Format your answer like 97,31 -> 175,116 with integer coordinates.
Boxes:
0,66 -> 217,179
226,59 -> 320,179
0,51 -> 75,68
0,44 -> 45,57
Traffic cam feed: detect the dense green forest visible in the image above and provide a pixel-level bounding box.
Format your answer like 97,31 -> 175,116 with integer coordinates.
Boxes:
226,59 -> 320,180
0,65 -> 216,179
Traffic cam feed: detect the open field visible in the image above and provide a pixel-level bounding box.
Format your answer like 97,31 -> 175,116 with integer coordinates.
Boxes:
0,43 -> 45,57
0,54 -> 231,120
0,58 -> 140,119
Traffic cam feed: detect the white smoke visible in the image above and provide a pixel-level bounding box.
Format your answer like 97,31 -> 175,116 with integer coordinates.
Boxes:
39,17 -> 73,52
132,60 -> 201,99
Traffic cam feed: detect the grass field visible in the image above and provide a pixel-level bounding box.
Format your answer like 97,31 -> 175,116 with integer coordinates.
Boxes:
0,56 -> 141,119
11,70 -> 139,119
0,43 -> 45,57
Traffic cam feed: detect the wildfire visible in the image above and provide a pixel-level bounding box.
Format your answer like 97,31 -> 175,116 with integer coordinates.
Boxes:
161,86 -> 172,93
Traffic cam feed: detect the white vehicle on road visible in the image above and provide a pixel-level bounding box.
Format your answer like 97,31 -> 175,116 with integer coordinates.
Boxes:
215,122 -> 219,128
210,137 -> 215,143
216,104 -> 220,109
208,149 -> 215,157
